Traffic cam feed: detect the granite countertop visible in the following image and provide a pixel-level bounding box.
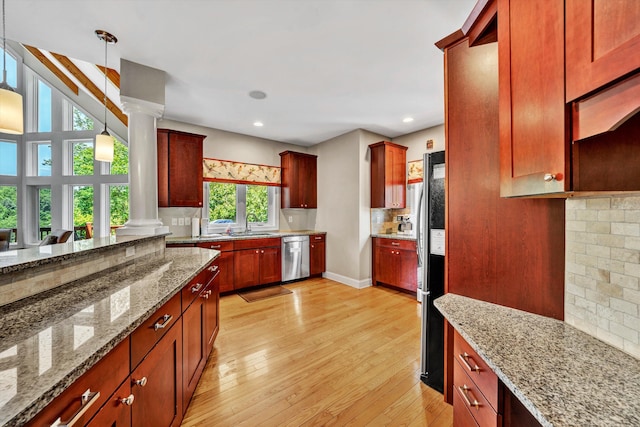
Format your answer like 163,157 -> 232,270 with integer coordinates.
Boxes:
434,293 -> 640,427
0,247 -> 218,427
371,233 -> 416,241
166,229 -> 326,244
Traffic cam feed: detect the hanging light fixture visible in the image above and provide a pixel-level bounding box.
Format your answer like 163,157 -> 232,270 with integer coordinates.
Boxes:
0,0 -> 23,135
94,29 -> 117,162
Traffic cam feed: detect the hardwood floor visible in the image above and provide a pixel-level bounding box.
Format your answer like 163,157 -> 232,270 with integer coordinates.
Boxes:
181,277 -> 452,426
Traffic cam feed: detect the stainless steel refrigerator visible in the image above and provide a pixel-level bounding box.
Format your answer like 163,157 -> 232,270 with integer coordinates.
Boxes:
417,151 -> 445,393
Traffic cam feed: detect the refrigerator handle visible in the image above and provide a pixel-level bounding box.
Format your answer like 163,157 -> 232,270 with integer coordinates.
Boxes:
416,186 -> 423,267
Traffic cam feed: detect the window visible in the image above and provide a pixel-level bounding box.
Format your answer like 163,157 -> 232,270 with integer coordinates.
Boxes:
71,141 -> 94,176
109,185 -> 129,230
0,47 -> 17,88
0,141 -> 17,176
72,106 -> 94,131
38,187 -> 51,239
33,142 -> 52,176
73,185 -> 93,240
0,186 -> 17,242
37,80 -> 52,132
205,182 -> 278,232
110,140 -> 128,175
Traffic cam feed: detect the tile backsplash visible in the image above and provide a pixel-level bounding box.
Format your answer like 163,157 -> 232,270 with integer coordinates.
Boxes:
566,197 -> 640,359
370,208 -> 411,235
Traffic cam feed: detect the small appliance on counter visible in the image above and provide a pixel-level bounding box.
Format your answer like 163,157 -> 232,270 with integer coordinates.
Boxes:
397,215 -> 413,235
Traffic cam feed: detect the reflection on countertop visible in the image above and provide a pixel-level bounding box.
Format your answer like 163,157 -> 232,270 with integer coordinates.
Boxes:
167,229 -> 326,244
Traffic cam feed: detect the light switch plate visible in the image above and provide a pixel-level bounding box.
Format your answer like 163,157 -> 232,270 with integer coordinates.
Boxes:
171,217 -> 177,226
185,217 -> 191,225
288,216 -> 293,223
178,218 -> 185,226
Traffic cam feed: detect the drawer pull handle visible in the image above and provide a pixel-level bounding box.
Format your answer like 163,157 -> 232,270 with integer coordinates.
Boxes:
210,245 -> 221,249
133,376 -> 147,387
543,173 -> 556,182
154,314 -> 173,331
459,352 -> 481,373
208,265 -> 219,272
120,394 -> 135,406
191,283 -> 203,293
391,242 -> 400,246
458,384 -> 481,410
315,236 -> 322,240
51,389 -> 100,427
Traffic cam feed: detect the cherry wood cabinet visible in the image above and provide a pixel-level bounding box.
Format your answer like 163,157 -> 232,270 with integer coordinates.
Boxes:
371,237 -> 417,293
131,317 -> 183,427
87,380 -> 132,427
566,0 -> 640,102
498,0 -> 568,197
369,141 -> 407,208
309,234 -> 326,276
204,269 -> 220,348
157,128 -> 205,207
280,151 -> 317,209
233,237 -> 282,289
197,241 -> 235,293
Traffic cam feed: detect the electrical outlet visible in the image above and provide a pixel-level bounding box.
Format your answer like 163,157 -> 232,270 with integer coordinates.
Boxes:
185,217 -> 191,226
288,216 -> 293,223
171,217 -> 177,226
178,217 -> 185,226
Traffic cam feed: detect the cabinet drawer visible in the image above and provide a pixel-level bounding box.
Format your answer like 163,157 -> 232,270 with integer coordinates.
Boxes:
374,237 -> 416,251
181,268 -> 211,309
196,240 -> 234,251
27,338 -> 130,427
130,293 -> 182,369
234,237 -> 281,250
309,234 -> 325,243
453,387 -> 480,427
454,330 -> 499,411
454,360 -> 500,427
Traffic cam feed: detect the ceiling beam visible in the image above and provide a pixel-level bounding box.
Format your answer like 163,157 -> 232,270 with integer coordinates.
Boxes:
23,45 -> 79,95
49,52 -> 128,127
96,65 -> 120,89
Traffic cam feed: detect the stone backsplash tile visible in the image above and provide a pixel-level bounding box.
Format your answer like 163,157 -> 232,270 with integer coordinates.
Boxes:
566,196 -> 640,359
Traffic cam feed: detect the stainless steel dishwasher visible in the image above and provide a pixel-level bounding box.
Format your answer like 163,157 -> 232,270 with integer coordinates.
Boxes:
281,235 -> 310,282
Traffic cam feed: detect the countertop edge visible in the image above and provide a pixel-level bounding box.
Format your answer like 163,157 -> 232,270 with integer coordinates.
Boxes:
167,230 -> 327,244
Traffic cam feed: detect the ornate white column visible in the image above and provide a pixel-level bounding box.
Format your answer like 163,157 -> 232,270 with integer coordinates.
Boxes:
116,59 -> 168,237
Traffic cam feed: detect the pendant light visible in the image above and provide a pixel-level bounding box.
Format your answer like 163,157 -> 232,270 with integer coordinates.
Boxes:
94,30 -> 117,162
0,0 -> 23,135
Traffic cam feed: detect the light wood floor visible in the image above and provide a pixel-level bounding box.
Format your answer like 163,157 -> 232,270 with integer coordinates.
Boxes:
181,277 -> 453,427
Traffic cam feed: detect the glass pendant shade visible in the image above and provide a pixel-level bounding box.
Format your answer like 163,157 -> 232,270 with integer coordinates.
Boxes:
0,84 -> 23,134
95,130 -> 114,162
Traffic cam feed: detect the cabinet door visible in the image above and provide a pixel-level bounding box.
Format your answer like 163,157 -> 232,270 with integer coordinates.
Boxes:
157,130 -> 169,207
310,241 -> 325,276
389,146 -> 406,208
566,0 -> 640,101
205,271 -> 220,349
86,380 -> 132,427
259,246 -> 281,285
498,0 -> 568,197
303,154 -> 317,208
234,248 -> 261,289
182,295 -> 206,410
168,132 -> 203,207
374,246 -> 397,286
131,318 -> 183,427
217,251 -> 234,293
397,248 -> 417,292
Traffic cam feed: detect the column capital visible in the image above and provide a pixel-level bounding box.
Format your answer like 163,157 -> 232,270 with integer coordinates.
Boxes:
121,96 -> 165,118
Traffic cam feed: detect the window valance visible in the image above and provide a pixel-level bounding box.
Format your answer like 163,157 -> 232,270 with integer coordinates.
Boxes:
203,158 -> 281,186
407,159 -> 423,183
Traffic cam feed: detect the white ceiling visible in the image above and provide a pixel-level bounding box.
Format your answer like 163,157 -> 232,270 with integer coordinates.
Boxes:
9,0 -> 476,146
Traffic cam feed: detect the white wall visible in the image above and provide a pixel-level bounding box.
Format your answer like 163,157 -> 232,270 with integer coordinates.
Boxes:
393,125 -> 445,162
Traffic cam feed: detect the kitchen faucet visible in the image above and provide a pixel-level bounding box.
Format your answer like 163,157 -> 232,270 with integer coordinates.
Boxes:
245,212 -> 259,232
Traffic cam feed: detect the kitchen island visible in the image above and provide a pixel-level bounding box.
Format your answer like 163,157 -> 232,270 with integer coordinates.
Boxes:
0,235 -> 219,426
435,293 -> 640,427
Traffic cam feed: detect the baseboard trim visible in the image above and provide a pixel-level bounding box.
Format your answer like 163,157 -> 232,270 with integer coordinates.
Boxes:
323,272 -> 372,289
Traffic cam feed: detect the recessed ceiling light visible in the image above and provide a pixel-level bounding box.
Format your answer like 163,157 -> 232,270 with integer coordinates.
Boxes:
249,90 -> 267,100
402,117 -> 414,123
253,121 -> 264,127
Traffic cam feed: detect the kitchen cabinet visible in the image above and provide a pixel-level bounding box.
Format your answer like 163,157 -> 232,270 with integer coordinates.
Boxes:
280,150 -> 317,209
131,316 -> 183,427
566,0 -> 640,102
157,128 -> 205,207
233,237 -> 282,289
498,0 -> 568,197
309,234 -> 326,276
87,380 -> 132,427
197,240 -> 234,293
371,237 -> 417,293
369,141 -> 407,208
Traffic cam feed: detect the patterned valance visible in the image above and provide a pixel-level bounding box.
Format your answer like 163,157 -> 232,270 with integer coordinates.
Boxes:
407,159 -> 423,183
203,158 -> 281,186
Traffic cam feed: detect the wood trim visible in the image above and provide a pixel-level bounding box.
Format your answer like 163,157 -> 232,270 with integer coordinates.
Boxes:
50,52 -> 128,127
96,65 -> 120,88
461,0 -> 494,35
203,177 -> 280,187
435,29 -> 465,51
23,45 -> 79,95
466,1 -> 497,47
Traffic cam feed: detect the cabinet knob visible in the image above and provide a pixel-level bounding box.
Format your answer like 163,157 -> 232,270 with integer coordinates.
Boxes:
133,376 -> 148,387
543,173 -> 556,182
120,394 -> 135,406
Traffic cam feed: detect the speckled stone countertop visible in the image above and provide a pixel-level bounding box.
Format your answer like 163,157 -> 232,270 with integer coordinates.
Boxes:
166,229 -> 326,244
0,234 -> 168,274
0,247 -> 218,427
434,293 -> 640,427
371,233 -> 416,241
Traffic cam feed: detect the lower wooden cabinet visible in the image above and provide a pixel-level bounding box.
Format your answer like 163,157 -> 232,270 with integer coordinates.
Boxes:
372,237 -> 417,292
87,380 -> 132,427
233,238 -> 282,289
197,241 -> 234,293
309,234 -> 326,276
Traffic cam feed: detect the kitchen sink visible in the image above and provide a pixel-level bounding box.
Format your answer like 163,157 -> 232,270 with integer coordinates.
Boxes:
234,232 -> 274,236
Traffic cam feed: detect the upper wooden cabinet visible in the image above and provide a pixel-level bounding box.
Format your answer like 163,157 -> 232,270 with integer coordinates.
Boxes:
566,0 -> 640,102
280,151 -> 317,209
498,0 -> 568,197
369,141 -> 407,208
157,128 -> 205,207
